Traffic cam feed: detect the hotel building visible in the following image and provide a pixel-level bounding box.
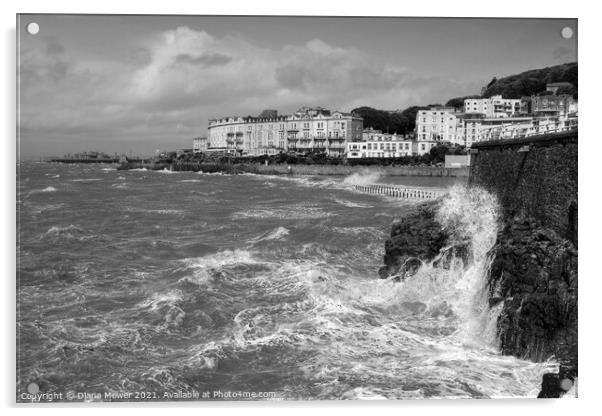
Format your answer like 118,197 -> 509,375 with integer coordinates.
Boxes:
415,107 -> 465,145
207,107 -> 363,157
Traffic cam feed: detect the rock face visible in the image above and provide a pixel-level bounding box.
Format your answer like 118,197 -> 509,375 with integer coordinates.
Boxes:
488,216 -> 578,396
378,202 -> 448,280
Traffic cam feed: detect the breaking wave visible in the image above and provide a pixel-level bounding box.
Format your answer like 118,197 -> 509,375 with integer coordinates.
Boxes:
35,186 -> 57,193
342,169 -> 382,186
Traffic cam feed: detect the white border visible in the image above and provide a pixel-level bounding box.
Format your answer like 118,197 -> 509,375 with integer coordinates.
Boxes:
2,1 -> 599,415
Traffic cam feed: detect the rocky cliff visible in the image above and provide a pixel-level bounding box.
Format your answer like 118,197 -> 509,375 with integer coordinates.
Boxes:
488,215 -> 578,397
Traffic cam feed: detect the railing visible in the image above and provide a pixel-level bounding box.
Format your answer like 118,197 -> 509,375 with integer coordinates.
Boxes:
353,184 -> 445,200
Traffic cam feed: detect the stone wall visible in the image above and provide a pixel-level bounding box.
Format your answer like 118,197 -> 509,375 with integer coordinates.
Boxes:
469,130 -> 578,397
469,130 -> 578,245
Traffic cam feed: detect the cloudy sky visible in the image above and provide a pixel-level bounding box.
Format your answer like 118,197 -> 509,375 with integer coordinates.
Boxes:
18,15 -> 577,159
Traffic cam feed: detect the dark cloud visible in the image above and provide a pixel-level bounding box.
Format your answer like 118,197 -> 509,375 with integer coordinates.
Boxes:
174,52 -> 233,66
275,64 -> 306,89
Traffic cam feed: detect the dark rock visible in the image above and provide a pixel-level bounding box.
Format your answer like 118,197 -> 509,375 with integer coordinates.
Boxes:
537,373 -> 562,398
379,202 -> 448,279
488,296 -> 504,307
535,228 -> 557,242
488,215 -> 578,396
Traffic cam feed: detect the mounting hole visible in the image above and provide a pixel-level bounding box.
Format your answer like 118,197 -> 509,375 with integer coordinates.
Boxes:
561,26 -> 573,39
26,22 -> 40,35
560,378 -> 573,391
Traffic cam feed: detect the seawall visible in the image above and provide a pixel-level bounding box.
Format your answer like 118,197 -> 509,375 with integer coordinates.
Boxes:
469,130 -> 578,245
469,130 -> 578,397
167,161 -> 469,177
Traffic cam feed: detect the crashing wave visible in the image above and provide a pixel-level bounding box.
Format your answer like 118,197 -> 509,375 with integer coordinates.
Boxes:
342,170 -> 382,186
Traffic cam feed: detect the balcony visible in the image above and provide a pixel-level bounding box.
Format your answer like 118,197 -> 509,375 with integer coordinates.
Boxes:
329,144 -> 345,150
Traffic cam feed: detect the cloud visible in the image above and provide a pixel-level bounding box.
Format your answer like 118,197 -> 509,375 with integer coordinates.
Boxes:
174,52 -> 233,66
552,46 -> 574,62
19,26 -> 476,158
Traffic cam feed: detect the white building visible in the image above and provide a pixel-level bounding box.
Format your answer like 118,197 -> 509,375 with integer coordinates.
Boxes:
207,107 -> 363,157
464,95 -> 521,118
192,137 -> 208,154
347,134 -> 413,158
415,107 -> 464,145
413,140 -> 439,156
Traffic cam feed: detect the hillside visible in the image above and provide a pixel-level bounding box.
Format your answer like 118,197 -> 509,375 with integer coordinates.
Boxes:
481,62 -> 577,98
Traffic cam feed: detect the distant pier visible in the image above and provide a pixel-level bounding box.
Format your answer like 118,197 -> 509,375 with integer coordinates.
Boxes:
47,157 -> 120,164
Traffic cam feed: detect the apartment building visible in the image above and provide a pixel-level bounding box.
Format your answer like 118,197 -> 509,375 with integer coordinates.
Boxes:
207,107 -> 363,157
415,107 -> 464,145
464,95 -> 521,118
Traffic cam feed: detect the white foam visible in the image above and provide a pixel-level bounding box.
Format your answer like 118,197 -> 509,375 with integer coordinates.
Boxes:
342,169 -> 382,186
257,226 -> 290,241
178,249 -> 263,286
332,197 -> 373,208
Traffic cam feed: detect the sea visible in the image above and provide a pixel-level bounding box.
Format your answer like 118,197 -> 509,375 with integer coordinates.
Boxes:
16,162 -> 558,401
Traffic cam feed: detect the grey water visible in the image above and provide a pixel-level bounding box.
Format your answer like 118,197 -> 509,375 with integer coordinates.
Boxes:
16,162 -> 556,401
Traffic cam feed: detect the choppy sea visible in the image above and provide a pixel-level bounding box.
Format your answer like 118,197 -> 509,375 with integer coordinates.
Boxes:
16,162 -> 558,401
